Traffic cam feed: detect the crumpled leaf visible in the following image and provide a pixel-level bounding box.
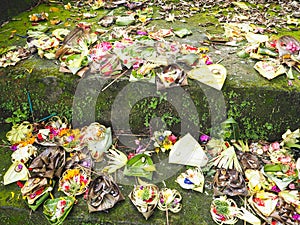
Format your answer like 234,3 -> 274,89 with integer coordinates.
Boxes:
232,2 -> 249,10
280,128 -> 300,147
29,146 -> 65,179
245,32 -> 269,43
176,53 -> 199,66
279,190 -> 300,206
98,15 -> 116,27
43,196 -> 75,225
149,29 -> 174,41
87,174 -> 124,212
213,169 -> 248,196
89,53 -> 123,76
52,28 -> 70,41
80,123 -> 112,162
129,63 -> 157,83
156,64 -> 188,90
116,15 -> 135,26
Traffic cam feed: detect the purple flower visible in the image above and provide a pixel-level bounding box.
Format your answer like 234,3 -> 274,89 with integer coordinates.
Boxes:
160,198 -> 164,204
18,164 -> 23,170
158,135 -> 165,141
66,135 -> 75,142
200,134 -> 210,143
271,185 -> 281,193
137,30 -> 148,35
10,145 -> 18,151
135,145 -> 144,154
292,213 -> 300,221
288,80 -> 293,86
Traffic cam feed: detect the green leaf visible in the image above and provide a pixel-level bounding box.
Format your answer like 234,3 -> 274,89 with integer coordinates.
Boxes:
264,164 -> 282,172
173,28 -> 192,38
116,16 -> 135,26
124,154 -> 155,180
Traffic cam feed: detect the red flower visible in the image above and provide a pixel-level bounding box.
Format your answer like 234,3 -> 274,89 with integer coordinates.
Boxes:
168,134 -> 177,144
253,197 -> 265,206
49,134 -> 54,140
37,133 -> 43,140
16,181 -> 24,188
60,199 -> 66,206
35,187 -> 45,196
64,185 -> 70,191
128,152 -> 135,160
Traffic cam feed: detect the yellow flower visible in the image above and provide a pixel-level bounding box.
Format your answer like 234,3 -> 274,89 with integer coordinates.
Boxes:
163,140 -> 173,151
63,169 -> 80,181
19,136 -> 36,147
64,3 -> 72,10
138,15 -> 147,23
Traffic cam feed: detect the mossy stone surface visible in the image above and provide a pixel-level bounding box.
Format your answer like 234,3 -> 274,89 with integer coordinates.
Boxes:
0,1 -> 299,225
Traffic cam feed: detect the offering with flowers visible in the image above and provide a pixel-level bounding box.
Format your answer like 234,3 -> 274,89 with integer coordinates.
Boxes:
153,130 -> 177,153
60,128 -> 81,152
80,122 -> 112,161
176,167 -> 205,192
210,196 -> 239,225
59,167 -> 90,196
129,184 -> 159,220
158,188 -> 182,225
35,116 -> 69,146
43,196 -> 75,225
21,177 -> 55,211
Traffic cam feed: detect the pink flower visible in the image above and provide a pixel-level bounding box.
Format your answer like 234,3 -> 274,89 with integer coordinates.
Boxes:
137,30 -> 147,35
262,145 -> 269,152
286,41 -> 300,53
278,156 -> 291,164
204,56 -> 213,65
200,134 -> 210,143
271,142 -> 280,151
168,134 -> 177,144
101,42 -> 112,51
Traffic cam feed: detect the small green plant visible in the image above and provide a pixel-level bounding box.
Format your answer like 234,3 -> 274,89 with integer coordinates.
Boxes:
215,117 -> 240,140
5,103 -> 30,125
133,92 -> 180,129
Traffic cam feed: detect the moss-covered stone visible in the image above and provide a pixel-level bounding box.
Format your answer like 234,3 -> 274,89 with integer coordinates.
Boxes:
0,1 -> 300,224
